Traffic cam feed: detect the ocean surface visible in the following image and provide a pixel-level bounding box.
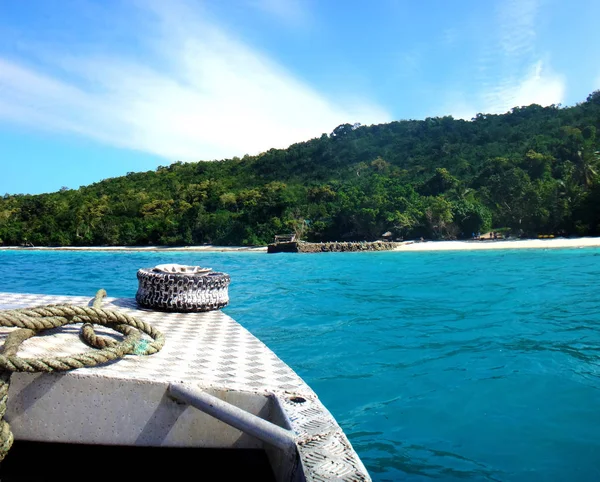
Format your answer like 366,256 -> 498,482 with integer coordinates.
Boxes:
1,249 -> 599,481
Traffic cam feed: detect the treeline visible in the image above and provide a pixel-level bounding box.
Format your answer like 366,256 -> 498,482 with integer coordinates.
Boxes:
1,91 -> 599,246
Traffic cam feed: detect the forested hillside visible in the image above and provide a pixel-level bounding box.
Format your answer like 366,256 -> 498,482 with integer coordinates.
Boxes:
1,91 -> 600,246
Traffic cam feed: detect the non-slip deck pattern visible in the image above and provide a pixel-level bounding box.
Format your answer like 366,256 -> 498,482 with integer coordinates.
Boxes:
0,292 -> 370,481
0,293 -> 308,394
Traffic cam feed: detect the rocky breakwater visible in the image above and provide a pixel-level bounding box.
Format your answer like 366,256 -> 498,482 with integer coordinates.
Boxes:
267,240 -> 399,253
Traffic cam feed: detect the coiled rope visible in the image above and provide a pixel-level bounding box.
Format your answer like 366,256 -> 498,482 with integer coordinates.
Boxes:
0,290 -> 165,461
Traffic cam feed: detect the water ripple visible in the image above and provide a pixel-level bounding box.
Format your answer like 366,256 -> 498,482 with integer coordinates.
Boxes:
2,248 -> 600,480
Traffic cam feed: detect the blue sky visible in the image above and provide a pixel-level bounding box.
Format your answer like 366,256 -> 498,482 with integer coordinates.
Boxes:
1,0 -> 599,195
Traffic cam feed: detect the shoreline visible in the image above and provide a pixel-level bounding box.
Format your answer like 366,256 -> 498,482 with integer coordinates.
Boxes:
0,245 -> 268,253
393,237 -> 600,251
2,237 -> 600,253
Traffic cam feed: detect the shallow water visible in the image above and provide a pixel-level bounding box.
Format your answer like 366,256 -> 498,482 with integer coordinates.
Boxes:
1,249 -> 600,481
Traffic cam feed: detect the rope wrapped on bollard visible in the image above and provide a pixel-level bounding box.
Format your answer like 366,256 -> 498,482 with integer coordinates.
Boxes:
0,289 -> 165,461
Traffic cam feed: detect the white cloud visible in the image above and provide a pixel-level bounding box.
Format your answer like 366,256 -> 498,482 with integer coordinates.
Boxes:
443,0 -> 565,118
496,0 -> 538,59
442,99 -> 478,121
483,60 -> 565,113
0,1 -> 389,161
444,61 -> 565,120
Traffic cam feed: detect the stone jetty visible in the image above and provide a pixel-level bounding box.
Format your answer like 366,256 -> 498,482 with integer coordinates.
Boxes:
267,240 -> 398,253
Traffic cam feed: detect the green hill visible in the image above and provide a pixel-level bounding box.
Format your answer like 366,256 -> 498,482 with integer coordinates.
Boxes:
1,91 -> 600,246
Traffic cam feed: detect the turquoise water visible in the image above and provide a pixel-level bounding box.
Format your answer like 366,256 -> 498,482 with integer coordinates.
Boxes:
1,249 -> 600,481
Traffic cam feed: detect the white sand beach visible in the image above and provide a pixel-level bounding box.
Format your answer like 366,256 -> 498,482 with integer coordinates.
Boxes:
394,237 -> 600,251
2,238 -> 600,253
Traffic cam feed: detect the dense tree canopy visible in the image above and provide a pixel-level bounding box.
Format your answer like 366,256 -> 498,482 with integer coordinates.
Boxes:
1,92 -> 600,246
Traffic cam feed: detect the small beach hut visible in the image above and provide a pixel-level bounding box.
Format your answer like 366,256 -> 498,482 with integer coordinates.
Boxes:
273,234 -> 296,244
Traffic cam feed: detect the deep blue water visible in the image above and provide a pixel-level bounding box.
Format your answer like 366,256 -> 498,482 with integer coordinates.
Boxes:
1,249 -> 600,481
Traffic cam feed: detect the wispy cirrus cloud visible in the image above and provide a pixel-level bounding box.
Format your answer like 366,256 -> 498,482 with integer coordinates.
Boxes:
446,0 -> 565,119
0,1 -> 388,161
496,0 -> 537,59
482,0 -> 564,113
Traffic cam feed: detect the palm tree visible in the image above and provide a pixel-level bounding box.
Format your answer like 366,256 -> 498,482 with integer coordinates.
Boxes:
448,183 -> 473,201
574,149 -> 599,189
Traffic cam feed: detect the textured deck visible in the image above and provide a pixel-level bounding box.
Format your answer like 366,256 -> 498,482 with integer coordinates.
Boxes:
0,292 -> 370,482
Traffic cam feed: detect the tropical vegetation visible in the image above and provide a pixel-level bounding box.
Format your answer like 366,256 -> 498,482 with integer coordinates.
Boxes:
1,91 -> 599,246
